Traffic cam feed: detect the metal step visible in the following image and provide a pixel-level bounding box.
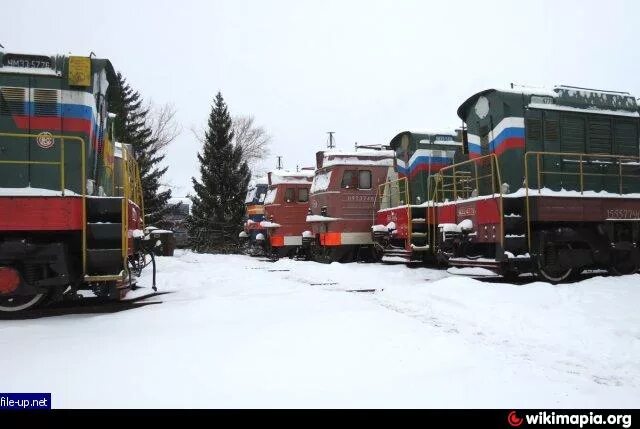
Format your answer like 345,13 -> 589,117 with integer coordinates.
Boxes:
86,248 -> 123,276
504,235 -> 527,253
87,222 -> 122,248
503,214 -> 526,234
86,197 -> 123,223
448,257 -> 502,269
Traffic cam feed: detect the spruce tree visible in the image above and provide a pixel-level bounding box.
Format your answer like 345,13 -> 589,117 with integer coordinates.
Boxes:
188,92 -> 250,252
107,72 -> 172,226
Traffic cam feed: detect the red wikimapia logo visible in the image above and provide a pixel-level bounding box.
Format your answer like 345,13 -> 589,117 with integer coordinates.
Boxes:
508,411 -> 524,427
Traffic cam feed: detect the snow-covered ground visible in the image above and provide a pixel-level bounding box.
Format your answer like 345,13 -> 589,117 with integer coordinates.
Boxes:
1,250 -> 639,408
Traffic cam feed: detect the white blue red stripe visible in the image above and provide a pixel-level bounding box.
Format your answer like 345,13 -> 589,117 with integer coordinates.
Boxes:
396,149 -> 456,178
468,117 -> 525,158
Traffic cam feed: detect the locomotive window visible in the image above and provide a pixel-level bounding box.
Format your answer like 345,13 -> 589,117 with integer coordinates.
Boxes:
341,170 -> 357,188
358,170 -> 372,189
285,188 -> 295,203
298,188 -> 309,202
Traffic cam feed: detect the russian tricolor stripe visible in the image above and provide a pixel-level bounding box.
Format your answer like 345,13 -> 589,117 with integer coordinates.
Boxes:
468,117 -> 525,157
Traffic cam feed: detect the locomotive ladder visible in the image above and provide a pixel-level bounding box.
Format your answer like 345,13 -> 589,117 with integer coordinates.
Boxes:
85,145 -> 144,288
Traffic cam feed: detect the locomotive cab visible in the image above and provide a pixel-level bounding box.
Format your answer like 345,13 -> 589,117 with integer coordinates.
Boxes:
372,131 -> 464,263
305,147 -> 395,263
262,169 -> 314,259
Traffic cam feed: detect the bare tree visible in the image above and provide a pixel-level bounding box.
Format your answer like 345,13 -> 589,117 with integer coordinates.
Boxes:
191,114 -> 271,172
231,115 -> 271,169
147,102 -> 182,152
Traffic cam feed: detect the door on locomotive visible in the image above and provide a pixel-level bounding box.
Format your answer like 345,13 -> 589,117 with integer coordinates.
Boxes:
304,147 -> 395,263
372,131 -> 465,264
262,168 -> 314,259
444,85 -> 640,281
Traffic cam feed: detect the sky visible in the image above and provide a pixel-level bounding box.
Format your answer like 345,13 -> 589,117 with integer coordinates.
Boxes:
4,0 -> 640,197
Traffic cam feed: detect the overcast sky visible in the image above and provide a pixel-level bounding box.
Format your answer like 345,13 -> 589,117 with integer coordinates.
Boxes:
5,0 -> 640,197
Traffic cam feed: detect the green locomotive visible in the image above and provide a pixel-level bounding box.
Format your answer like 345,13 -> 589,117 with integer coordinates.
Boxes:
0,51 -> 147,312
438,85 -> 640,280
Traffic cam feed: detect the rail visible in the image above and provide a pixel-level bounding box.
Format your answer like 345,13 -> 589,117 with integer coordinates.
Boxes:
523,151 -> 640,250
377,176 -> 410,210
0,132 -> 87,273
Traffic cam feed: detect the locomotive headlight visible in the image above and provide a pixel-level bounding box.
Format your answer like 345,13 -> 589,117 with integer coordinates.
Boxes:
307,208 -> 312,216
321,206 -> 327,217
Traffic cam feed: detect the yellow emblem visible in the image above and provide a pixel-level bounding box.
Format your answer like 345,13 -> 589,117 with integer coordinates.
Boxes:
68,56 -> 91,87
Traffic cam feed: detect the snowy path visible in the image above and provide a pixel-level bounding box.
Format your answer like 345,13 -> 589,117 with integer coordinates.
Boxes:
0,250 -> 638,408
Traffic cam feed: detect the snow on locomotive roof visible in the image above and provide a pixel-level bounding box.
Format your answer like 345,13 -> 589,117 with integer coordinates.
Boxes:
0,66 -> 60,76
401,129 -> 458,137
0,187 -> 79,196
318,149 -> 395,168
458,84 -> 638,119
268,169 -> 314,185
528,103 -> 640,118
496,85 -> 559,97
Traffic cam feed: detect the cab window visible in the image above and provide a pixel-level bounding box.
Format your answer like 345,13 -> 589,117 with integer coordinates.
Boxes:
298,188 -> 309,202
358,170 -> 372,189
341,170 -> 357,188
285,188 -> 295,203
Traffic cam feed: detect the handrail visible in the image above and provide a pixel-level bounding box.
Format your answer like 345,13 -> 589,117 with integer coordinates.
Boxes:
523,151 -> 640,251
0,132 -> 87,273
119,144 -> 145,275
433,154 -> 505,249
377,176 -> 410,210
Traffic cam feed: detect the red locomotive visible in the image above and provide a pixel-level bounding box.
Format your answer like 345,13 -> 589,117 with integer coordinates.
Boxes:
262,168 -> 315,259
304,147 -> 395,262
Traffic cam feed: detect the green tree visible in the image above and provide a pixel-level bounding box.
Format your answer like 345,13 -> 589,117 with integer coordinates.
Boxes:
188,92 -> 250,252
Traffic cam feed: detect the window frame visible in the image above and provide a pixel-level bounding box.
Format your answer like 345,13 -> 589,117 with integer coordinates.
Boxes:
358,170 -> 372,190
284,188 -> 295,203
340,169 -> 358,189
297,187 -> 309,203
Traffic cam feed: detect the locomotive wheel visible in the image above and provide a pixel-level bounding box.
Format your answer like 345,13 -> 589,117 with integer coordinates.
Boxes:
608,249 -> 639,276
536,242 -> 573,283
0,293 -> 46,313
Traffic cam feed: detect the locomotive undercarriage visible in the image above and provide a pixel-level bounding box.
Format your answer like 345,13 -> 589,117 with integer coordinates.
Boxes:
0,230 -> 146,312
439,221 -> 640,282
303,235 -> 380,264
0,233 -> 79,312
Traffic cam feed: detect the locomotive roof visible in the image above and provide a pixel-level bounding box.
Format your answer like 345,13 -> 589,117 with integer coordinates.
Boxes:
268,169 -> 314,186
316,149 -> 395,169
389,131 -> 460,150
0,51 -> 117,87
457,85 -> 639,120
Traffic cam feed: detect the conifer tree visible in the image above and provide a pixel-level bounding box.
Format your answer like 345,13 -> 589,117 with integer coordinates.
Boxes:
107,72 -> 172,225
188,92 -> 250,252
